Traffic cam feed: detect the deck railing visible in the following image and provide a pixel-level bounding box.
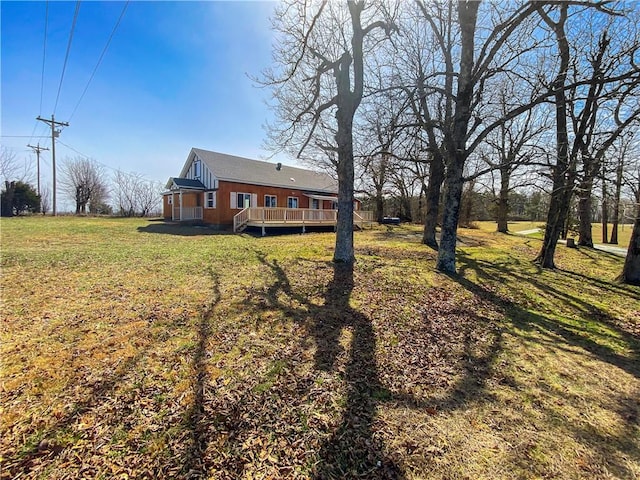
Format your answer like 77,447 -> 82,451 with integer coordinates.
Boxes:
173,206 -> 203,221
233,208 -> 373,232
233,208 -> 250,232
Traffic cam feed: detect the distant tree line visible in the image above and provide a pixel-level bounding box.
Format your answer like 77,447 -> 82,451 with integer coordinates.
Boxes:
0,148 -> 163,218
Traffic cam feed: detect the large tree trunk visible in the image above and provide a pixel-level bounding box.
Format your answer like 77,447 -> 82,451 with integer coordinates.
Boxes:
374,188 -> 384,223
422,153 -> 444,249
437,159 -> 464,273
333,55 -> 356,264
435,0 -> 479,274
619,193 -> 640,285
535,4 -> 571,269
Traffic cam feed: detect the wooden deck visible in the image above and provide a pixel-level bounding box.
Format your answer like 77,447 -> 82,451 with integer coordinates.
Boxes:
233,207 -> 374,234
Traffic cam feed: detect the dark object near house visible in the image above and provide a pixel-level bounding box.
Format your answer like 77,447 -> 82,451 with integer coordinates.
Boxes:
566,237 -> 576,248
380,217 -> 401,225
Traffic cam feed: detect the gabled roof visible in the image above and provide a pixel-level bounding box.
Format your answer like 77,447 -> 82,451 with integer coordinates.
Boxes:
165,177 -> 206,190
186,148 -> 337,193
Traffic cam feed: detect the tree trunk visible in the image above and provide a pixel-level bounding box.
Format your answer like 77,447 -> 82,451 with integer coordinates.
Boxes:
334,87 -> 356,263
611,157 -> 624,244
496,166 -> 510,233
422,153 -> 445,249
601,175 -> 609,244
437,158 -> 464,273
535,4 -> 571,269
374,186 -> 384,223
436,0 -> 479,274
619,194 -> 640,285
400,185 -> 412,222
577,177 -> 594,247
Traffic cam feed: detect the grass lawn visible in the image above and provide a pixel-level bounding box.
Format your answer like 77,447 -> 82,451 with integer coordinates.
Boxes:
1,216 -> 639,479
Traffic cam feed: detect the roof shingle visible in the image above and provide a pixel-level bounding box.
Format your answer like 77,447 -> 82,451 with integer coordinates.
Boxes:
189,148 -> 337,193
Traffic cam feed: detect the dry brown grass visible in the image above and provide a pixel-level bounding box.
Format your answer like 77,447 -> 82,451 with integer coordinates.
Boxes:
1,217 -> 638,479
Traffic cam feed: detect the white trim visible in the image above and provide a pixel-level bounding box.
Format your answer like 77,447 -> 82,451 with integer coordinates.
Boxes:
205,191 -> 216,209
305,193 -> 338,201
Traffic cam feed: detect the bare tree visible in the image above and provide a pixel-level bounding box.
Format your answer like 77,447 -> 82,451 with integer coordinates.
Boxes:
482,92 -> 549,233
570,21 -> 640,248
60,157 -> 109,214
0,146 -> 34,185
136,180 -> 163,217
40,185 -> 51,215
415,0 -> 547,272
263,0 -> 397,264
112,170 -> 162,217
611,134 -> 637,243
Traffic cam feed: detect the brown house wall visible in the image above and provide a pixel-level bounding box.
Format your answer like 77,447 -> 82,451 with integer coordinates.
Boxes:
164,180 -> 360,227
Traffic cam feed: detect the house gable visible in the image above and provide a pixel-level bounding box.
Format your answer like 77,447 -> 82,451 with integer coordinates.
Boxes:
178,150 -> 219,190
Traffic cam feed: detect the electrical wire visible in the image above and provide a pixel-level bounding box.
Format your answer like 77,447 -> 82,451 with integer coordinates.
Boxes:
0,135 -> 50,138
27,1 -> 48,148
53,0 -> 81,115
69,1 -> 129,122
56,140 -> 158,181
40,1 -> 49,115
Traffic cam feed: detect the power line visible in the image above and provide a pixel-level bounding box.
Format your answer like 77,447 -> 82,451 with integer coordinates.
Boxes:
0,135 -> 50,138
69,1 -> 129,121
53,0 -> 81,115
40,1 -> 49,115
56,140 -> 159,182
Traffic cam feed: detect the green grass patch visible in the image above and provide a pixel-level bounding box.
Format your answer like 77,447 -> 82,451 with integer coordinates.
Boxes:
1,216 -> 638,479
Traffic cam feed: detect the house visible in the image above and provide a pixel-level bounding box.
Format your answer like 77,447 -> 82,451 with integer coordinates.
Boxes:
163,148 -> 373,233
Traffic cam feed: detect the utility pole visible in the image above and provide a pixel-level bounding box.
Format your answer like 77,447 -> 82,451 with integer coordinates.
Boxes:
37,115 -> 69,216
26,143 -> 49,196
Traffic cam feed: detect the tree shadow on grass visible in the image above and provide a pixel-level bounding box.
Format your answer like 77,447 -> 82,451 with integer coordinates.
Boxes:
456,252 -> 640,379
257,255 -> 404,478
452,254 -> 640,478
251,253 -> 505,478
182,268 -> 221,478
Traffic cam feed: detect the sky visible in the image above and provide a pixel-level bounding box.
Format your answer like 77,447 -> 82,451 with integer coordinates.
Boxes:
1,0 -> 287,208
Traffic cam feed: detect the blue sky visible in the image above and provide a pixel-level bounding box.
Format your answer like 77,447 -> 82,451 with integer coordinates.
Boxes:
1,1 -> 285,199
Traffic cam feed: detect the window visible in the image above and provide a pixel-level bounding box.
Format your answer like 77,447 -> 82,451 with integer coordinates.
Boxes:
231,192 -> 256,209
237,193 -> 251,209
206,191 -> 216,208
168,196 -> 172,205
311,198 -> 320,209
265,195 -> 277,208
287,197 -> 299,209
193,159 -> 201,179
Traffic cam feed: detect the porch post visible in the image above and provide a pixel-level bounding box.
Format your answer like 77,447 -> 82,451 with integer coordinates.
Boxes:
171,192 -> 176,220
179,190 -> 183,222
